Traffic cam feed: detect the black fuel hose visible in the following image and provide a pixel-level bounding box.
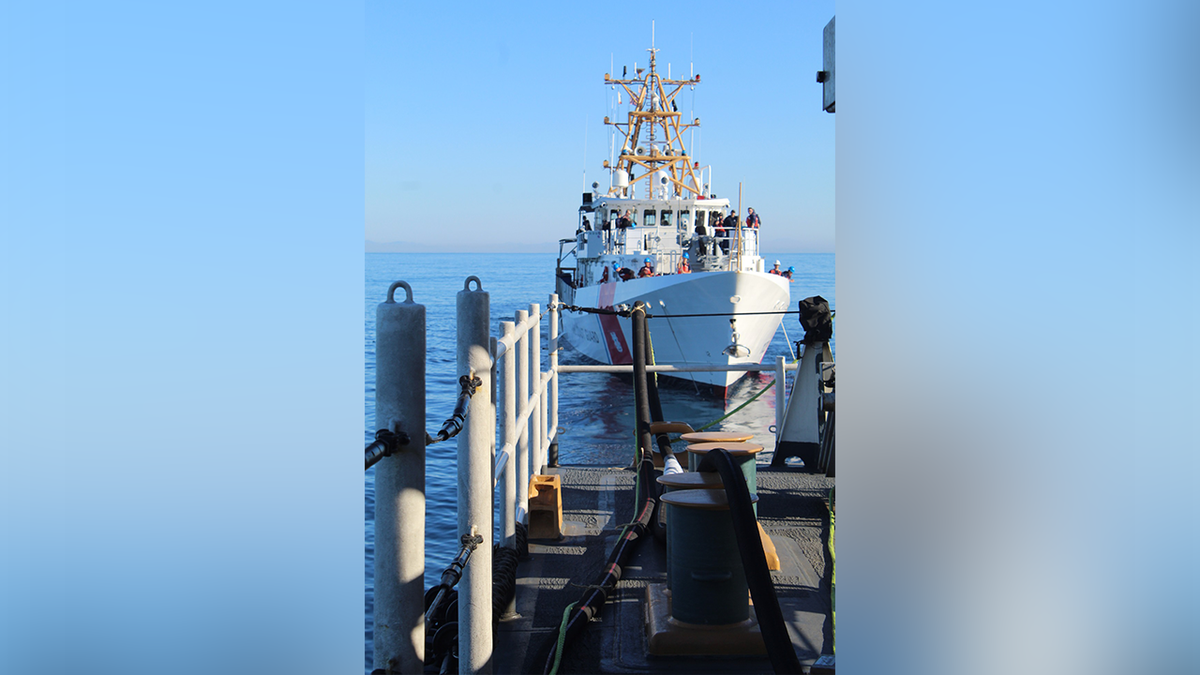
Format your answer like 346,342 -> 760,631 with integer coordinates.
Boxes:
639,314 -> 675,544
696,448 -> 803,674
538,463 -> 656,675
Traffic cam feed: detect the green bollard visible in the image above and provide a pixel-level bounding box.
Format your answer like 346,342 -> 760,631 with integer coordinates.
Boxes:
661,489 -> 758,625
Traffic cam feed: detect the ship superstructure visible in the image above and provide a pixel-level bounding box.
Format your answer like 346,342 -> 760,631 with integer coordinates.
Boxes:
556,45 -> 790,391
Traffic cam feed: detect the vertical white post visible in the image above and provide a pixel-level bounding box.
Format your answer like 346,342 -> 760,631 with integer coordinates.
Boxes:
528,303 -> 542,474
548,294 -> 560,465
538,370 -> 549,474
373,281 -> 425,674
499,321 -> 517,550
514,309 -> 530,523
456,277 -> 492,675
776,355 -> 787,446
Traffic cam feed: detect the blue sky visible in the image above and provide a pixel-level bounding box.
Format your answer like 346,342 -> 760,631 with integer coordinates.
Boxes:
366,1 -> 835,253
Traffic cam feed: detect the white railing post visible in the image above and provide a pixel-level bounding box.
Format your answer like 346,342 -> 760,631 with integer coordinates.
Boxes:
456,277 -> 492,675
499,321 -> 517,550
776,355 -> 787,445
373,281 -> 425,674
529,302 -> 543,474
548,294 -> 560,466
514,309 -> 530,523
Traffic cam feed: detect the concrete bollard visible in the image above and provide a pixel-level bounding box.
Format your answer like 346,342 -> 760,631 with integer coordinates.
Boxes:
374,281 -> 425,674
456,276 -> 493,675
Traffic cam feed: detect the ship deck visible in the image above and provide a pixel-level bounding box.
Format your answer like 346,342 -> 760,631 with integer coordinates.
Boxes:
494,458 -> 835,674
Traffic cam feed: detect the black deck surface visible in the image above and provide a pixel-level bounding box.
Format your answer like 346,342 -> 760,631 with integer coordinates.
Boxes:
493,463 -> 835,675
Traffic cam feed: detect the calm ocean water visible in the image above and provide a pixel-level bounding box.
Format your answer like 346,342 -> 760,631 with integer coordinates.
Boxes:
364,251 -> 834,670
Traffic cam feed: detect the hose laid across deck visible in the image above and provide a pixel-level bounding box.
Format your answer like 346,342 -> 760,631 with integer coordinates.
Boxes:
538,461 -> 656,675
539,304 -> 660,675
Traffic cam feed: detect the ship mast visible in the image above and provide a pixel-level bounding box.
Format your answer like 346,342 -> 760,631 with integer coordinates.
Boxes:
603,48 -> 704,199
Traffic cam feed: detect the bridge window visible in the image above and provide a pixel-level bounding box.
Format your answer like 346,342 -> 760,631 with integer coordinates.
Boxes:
660,210 -> 672,228
642,211 -> 656,228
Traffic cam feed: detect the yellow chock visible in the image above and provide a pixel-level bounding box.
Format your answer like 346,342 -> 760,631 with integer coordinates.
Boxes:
528,474 -> 562,540
757,522 -> 781,571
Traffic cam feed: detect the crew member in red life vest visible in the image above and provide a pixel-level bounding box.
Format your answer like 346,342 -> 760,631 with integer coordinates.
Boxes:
638,257 -> 655,278
746,207 -> 761,228
676,252 -> 691,274
714,211 -> 728,254
768,260 -> 783,275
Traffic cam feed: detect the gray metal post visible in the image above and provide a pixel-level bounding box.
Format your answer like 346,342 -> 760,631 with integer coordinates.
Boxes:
499,321 -> 517,550
775,355 -> 787,445
514,309 -> 530,526
456,276 -> 493,675
528,303 -> 542,474
547,294 -> 560,467
373,281 -> 425,674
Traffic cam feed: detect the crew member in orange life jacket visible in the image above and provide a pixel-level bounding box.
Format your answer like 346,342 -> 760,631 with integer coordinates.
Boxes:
638,258 -> 655,278
768,260 -> 783,275
676,252 -> 691,274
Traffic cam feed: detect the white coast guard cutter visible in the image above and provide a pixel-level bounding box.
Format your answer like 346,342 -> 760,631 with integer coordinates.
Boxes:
555,45 -> 790,392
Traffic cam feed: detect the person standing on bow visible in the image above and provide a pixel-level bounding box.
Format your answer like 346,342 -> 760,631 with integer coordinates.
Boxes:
768,260 -> 783,275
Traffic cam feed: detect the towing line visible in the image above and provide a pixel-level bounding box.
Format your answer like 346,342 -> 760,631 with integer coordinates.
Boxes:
365,374 -> 483,471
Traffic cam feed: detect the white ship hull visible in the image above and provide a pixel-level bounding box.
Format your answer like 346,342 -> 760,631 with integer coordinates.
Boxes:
558,271 -> 790,390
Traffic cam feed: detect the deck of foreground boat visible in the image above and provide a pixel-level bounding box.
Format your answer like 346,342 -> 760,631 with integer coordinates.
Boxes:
495,454 -> 835,674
